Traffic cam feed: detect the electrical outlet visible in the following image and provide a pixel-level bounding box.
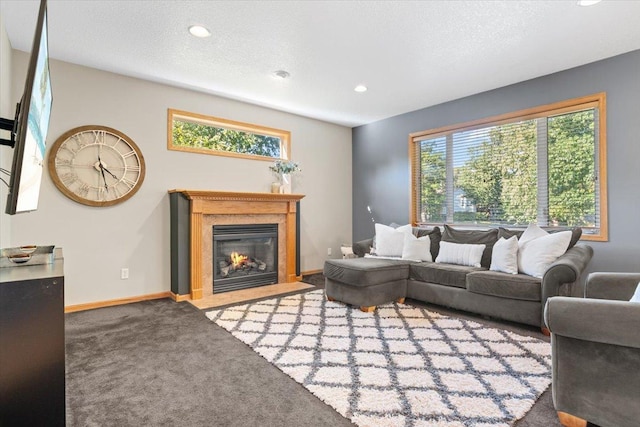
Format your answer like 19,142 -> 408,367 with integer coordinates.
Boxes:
327,247 -> 332,256
121,268 -> 129,280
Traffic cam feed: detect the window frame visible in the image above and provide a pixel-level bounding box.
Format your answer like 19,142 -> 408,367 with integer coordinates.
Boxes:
409,93 -> 608,242
167,108 -> 291,162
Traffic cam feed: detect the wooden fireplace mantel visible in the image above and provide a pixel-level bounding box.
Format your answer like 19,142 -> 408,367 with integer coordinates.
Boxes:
169,190 -> 305,300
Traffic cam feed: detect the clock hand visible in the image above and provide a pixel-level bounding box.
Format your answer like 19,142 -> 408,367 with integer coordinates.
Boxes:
98,162 -> 109,193
102,166 -> 119,180
97,153 -> 119,180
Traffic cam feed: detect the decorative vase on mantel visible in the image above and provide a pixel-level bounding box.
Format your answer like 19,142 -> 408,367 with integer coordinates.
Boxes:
280,173 -> 292,194
269,160 -> 301,194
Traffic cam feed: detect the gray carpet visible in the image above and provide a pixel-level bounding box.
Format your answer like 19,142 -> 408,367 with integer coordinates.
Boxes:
65,296 -> 353,426
301,272 -> 325,288
65,274 -> 560,426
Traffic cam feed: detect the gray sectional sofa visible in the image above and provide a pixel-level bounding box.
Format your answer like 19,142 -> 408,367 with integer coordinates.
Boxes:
545,272 -> 640,427
324,225 -> 593,332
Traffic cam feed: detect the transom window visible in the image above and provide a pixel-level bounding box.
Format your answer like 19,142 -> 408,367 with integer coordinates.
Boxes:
168,109 -> 290,161
410,93 -> 607,241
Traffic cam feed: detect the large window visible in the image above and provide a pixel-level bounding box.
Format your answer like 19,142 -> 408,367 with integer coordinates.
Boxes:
410,93 -> 607,241
168,109 -> 290,161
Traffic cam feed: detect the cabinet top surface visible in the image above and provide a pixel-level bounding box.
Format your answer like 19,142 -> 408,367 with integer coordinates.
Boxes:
0,257 -> 64,283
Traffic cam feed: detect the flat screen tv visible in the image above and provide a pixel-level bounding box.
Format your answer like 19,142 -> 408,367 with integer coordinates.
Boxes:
1,0 -> 52,215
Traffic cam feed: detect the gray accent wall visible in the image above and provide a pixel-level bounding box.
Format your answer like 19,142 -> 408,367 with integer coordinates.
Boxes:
353,49 -> 640,276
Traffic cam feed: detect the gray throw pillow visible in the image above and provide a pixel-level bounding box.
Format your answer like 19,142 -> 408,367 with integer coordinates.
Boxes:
442,225 -> 499,268
564,227 -> 583,249
497,227 -> 524,240
415,226 -> 441,261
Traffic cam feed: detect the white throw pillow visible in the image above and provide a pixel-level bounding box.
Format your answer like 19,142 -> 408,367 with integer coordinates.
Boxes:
518,223 -> 549,247
394,224 -> 413,234
372,223 -> 412,254
374,223 -> 412,257
630,282 -> 640,303
518,230 -> 572,278
435,241 -> 486,268
402,233 -> 432,262
490,236 -> 519,274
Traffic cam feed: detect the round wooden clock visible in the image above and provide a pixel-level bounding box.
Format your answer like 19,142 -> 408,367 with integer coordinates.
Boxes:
48,125 -> 146,207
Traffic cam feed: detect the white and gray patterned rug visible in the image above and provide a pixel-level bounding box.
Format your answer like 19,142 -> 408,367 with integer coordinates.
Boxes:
206,290 -> 551,427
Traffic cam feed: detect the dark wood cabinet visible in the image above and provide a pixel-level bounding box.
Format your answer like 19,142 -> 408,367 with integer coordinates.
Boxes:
0,255 -> 65,426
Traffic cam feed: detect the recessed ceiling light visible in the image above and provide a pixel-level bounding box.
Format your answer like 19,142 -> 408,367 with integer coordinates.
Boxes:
577,0 -> 602,6
273,70 -> 291,79
354,85 -> 368,93
189,25 -> 211,38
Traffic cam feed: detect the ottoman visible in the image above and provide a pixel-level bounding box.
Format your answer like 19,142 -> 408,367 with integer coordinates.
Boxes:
323,257 -> 410,312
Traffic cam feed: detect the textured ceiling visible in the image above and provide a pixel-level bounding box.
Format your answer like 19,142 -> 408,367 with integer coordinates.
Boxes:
2,0 -> 640,127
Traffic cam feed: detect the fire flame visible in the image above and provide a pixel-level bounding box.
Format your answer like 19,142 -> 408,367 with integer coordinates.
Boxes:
230,251 -> 248,267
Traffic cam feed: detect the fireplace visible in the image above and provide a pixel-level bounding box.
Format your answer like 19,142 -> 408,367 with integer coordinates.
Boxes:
213,224 -> 278,293
168,190 -> 304,301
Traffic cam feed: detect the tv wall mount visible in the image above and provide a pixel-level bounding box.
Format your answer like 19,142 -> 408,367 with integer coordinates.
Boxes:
0,102 -> 20,148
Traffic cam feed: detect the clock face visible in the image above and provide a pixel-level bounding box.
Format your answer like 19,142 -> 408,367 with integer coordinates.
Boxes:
48,125 -> 145,207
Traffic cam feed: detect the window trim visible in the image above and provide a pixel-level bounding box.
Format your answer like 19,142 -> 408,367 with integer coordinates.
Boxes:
409,93 -> 608,242
167,108 -> 291,162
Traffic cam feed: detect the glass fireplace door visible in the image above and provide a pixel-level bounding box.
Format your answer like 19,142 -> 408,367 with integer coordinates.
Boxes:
212,224 -> 278,293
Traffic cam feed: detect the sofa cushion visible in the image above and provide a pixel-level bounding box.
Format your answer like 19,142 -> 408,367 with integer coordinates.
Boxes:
352,238 -> 374,257
566,227 -> 583,249
324,257 -> 410,287
415,226 -> 441,260
497,227 -> 524,240
466,271 -> 541,301
498,226 -> 582,250
442,225 -> 499,269
409,262 -> 484,289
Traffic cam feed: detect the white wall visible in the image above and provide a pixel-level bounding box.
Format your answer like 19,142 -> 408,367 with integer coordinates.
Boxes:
0,14 -> 12,247
4,51 -> 352,306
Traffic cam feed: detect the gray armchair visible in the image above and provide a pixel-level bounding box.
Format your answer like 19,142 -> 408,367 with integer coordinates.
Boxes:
544,272 -> 640,427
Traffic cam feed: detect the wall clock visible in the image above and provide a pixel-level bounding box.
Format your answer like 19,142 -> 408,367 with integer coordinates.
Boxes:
48,125 -> 146,207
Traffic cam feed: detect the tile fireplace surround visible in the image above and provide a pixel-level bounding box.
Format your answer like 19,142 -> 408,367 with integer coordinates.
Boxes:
169,190 -> 305,301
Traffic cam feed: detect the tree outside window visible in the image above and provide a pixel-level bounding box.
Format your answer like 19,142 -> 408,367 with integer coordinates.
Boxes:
411,93 -> 606,241
168,109 -> 290,162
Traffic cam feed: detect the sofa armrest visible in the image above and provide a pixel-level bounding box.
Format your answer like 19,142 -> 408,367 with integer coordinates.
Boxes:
585,272 -> 640,301
541,243 -> 593,304
545,296 -> 640,349
352,238 -> 373,258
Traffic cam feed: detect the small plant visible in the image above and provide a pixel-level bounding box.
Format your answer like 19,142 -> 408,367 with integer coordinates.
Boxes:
269,159 -> 301,175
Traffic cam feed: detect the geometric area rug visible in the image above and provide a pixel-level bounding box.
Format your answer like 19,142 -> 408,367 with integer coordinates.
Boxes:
206,290 -> 551,427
